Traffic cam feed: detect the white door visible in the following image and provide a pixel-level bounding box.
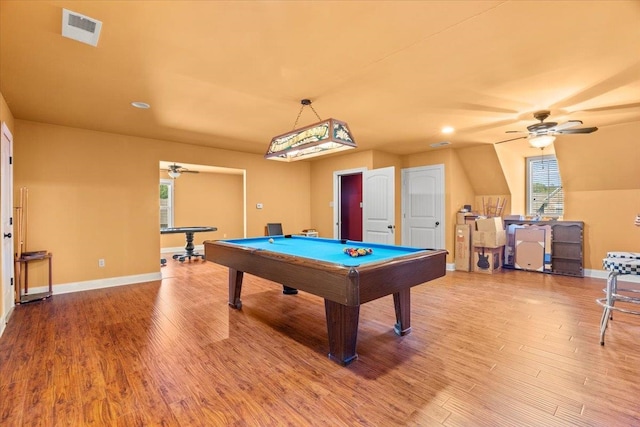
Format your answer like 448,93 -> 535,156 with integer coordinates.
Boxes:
362,167 -> 395,244
401,165 -> 444,249
1,122 -> 14,319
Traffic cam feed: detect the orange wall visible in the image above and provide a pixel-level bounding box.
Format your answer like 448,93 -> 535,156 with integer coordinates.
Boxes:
494,140 -> 538,214
309,149 -> 403,242
0,91 -> 15,322
556,121 -> 640,267
309,147 -> 479,261
456,145 -> 511,195
12,120 -> 311,286
0,92 -> 14,132
310,150 -> 374,237
159,170 -> 244,248
5,93 -> 640,294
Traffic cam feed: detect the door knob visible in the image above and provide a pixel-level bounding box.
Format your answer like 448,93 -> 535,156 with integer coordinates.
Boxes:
3,233 -> 11,238
435,221 -> 440,227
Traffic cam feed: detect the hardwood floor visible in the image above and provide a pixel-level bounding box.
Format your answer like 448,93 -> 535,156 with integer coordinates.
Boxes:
1,259 -> 639,426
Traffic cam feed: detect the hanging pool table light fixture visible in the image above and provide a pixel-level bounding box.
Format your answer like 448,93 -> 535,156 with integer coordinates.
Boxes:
265,99 -> 356,162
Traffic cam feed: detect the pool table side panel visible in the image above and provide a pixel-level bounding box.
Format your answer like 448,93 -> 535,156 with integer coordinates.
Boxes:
204,242 -> 360,305
357,250 -> 447,303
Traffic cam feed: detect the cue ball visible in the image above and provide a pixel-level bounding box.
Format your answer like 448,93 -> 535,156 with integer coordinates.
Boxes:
268,238 -> 274,243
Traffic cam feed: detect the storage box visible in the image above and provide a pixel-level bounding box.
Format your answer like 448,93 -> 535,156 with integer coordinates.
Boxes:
455,224 -> 472,271
473,246 -> 504,274
475,217 -> 504,232
514,228 -> 545,272
473,229 -> 506,248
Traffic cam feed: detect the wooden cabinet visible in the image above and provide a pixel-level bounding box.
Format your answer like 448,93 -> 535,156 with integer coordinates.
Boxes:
550,222 -> 584,277
504,220 -> 583,277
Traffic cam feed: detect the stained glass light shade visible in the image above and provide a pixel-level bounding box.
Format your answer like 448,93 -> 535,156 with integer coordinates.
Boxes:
265,118 -> 356,161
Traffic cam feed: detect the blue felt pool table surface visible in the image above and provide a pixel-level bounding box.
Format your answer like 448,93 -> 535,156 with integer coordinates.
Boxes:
221,235 -> 429,267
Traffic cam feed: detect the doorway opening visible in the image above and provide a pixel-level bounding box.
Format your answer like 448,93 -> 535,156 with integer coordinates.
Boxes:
159,161 -> 246,273
339,173 -> 363,241
333,168 -> 366,240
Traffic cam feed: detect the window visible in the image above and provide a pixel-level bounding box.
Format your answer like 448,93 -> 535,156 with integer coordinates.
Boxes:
160,179 -> 174,228
526,154 -> 563,217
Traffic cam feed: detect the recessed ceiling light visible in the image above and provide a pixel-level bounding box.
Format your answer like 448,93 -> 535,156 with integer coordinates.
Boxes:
131,101 -> 150,109
441,126 -> 454,134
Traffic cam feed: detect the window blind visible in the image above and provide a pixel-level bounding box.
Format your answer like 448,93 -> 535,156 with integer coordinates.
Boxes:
527,155 -> 564,216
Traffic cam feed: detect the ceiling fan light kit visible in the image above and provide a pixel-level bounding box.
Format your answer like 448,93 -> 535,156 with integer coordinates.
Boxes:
528,134 -> 556,148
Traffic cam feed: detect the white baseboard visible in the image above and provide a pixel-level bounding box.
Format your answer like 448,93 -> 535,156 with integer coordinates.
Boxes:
0,305 -> 14,338
22,272 -> 162,296
585,268 -> 640,283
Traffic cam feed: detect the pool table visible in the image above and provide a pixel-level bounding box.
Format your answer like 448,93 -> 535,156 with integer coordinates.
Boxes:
204,236 -> 447,365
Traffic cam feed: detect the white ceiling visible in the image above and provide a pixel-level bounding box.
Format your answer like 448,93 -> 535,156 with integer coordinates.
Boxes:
1,1 -> 639,157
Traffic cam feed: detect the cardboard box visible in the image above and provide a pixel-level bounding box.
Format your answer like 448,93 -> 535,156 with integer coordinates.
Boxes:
455,224 -> 471,271
473,246 -> 504,274
473,229 -> 507,248
515,228 -> 545,271
475,217 -> 504,232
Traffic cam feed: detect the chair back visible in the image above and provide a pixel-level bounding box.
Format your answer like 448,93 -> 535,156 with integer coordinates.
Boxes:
266,223 -> 283,236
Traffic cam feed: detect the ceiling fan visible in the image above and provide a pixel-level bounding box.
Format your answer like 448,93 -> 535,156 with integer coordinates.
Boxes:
496,110 -> 598,148
164,163 -> 199,179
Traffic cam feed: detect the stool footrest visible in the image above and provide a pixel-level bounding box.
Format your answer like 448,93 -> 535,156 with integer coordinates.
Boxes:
597,297 -> 640,316
598,264 -> 640,345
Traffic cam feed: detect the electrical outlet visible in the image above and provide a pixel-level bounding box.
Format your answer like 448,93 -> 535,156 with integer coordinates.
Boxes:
98,259 -> 105,267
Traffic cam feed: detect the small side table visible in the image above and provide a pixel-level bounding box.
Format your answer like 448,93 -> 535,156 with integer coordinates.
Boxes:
14,251 -> 53,304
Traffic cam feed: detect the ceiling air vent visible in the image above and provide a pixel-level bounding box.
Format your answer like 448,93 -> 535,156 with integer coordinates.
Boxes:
430,141 -> 451,148
61,9 -> 102,47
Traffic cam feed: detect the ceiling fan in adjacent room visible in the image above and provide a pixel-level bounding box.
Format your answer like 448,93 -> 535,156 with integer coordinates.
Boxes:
164,163 -> 199,179
496,110 -> 598,148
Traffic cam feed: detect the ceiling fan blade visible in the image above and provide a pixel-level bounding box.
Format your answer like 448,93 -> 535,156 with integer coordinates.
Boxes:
495,135 -> 527,144
577,102 -> 640,113
552,120 -> 583,132
505,130 -> 527,134
556,127 -> 598,134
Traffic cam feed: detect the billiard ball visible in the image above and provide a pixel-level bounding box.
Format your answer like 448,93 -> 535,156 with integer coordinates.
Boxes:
268,238 -> 274,243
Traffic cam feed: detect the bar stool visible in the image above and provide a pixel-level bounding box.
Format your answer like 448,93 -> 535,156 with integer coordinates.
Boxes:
597,252 -> 640,345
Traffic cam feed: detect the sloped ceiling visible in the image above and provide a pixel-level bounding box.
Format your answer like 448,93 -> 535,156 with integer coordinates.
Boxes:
1,1 -> 639,156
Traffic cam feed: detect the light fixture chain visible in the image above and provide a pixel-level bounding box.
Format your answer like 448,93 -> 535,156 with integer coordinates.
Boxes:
292,99 -> 322,130
292,104 -> 305,130
308,103 -> 322,121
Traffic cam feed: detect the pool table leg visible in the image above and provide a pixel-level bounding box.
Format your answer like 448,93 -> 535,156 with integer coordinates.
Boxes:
324,300 -> 360,365
229,268 -> 243,309
393,288 -> 412,336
